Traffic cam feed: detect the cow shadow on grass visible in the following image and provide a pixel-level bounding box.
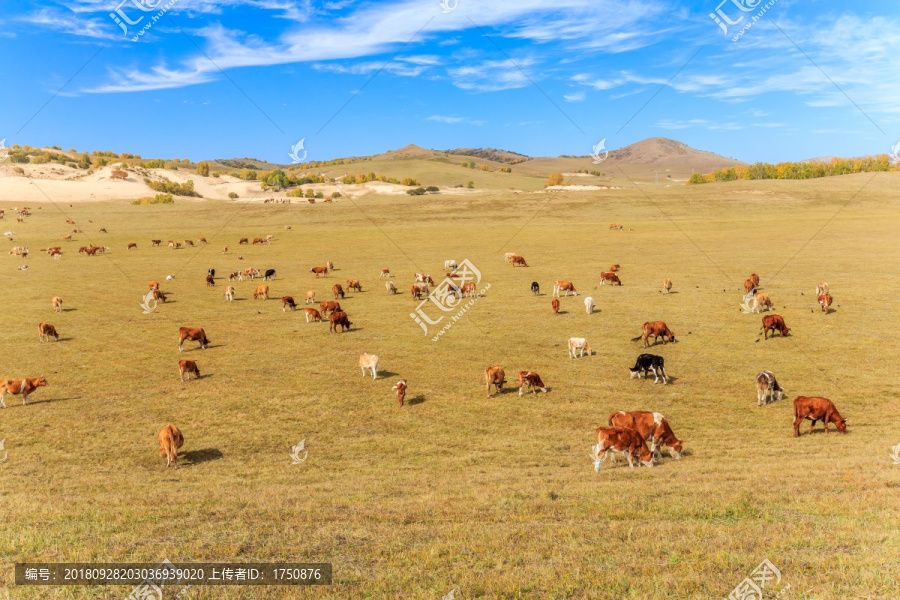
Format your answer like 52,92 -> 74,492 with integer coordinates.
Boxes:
407,394 -> 425,406
182,448 -> 223,465
62,307 -> 77,312
21,396 -> 79,406
378,371 -> 400,378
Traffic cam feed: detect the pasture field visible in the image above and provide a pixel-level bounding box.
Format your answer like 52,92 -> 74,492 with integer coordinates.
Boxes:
2,172 -> 900,599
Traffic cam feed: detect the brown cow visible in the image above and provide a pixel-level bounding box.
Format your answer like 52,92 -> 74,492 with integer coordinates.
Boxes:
178,359 -> 200,382
590,427 -> 654,470
206,275 -> 215,287
149,281 -> 160,291
239,237 -> 249,244
332,284 -> 345,299
305,308 -> 322,323
511,255 -> 528,267
752,291 -> 773,313
818,293 -> 833,313
484,365 -> 506,398
553,280 -> 577,297
38,323 -> 59,343
461,281 -> 476,297
392,379 -> 408,408
52,297 -> 63,312
346,279 -> 362,292
329,311 -> 352,333
631,321 -> 675,347
311,266 -> 328,278
0,376 -> 48,408
551,298 -> 560,314
127,243 -> 137,250
151,239 -> 162,246
229,271 -> 242,281
320,301 -> 341,315
178,327 -> 210,352
282,296 -> 297,311
252,237 -> 264,245
184,239 -> 194,247
99,227 -> 107,233
744,278 -> 756,294
761,314 -> 790,339
750,273 -> 760,287
663,278 -> 672,294
158,424 -> 184,468
411,285 -> 424,300
608,410 -> 683,459
610,264 -> 620,272
153,289 -> 168,303
254,285 -> 269,300
793,396 -> 847,437
380,268 -> 390,278
518,371 -> 547,396
198,237 -> 207,243
600,272 -> 622,286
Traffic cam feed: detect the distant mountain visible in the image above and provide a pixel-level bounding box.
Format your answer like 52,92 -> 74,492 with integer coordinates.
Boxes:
606,137 -> 743,168
441,147 -> 530,164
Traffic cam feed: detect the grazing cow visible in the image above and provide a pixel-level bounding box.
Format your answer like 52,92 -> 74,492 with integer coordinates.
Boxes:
178,327 -> 210,352
610,264 -> 620,272
206,275 -> 215,287
281,296 -> 297,311
305,308 -> 322,323
305,291 -> 317,304
385,281 -> 397,294
415,273 -> 435,285
151,239 -> 162,246
567,338 -> 592,358
158,424 -> 184,468
98,227 -> 107,233
254,285 -> 269,300
744,278 -> 756,294
66,219 -> 75,225
461,281 -> 476,297
198,237 -> 207,243
332,284 -> 345,299
320,301 -> 341,315
311,266 -> 328,278
329,311 -> 352,333
252,237 -> 264,245
62,234 -> 72,241
793,396 -> 847,437
225,286 -> 235,301
484,366 -> 506,398
392,379 -> 408,407
0,376 -> 48,408
153,289 -> 168,303
756,370 -> 783,407
127,243 -> 137,250
816,282 -> 829,297
818,293 -> 833,313
553,280 -> 577,297
761,314 -> 790,339
178,359 -> 200,382
628,354 -> 668,384
380,269 -> 390,278
551,298 -> 560,314
590,427 -> 654,470
326,261 -> 334,271
52,297 -> 62,312
750,273 -> 760,287
599,272 -> 622,286
511,255 -> 528,267
184,239 -> 194,247
38,323 -> 59,343
359,353 -> 379,380
444,260 -> 457,270
264,269 -> 276,280
518,371 -> 547,396
222,247 -> 228,254
346,279 -> 362,292
663,278 -> 672,294
239,237 -> 249,245
609,223 -> 622,230
504,252 -> 517,263
229,271 -> 242,281
531,282 -> 540,295
753,291 -> 773,313
607,411 -> 683,460
9,246 -> 28,257
585,296 -> 595,314
631,321 -> 676,348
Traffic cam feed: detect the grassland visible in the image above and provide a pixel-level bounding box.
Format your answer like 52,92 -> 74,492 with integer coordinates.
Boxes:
1,172 -> 899,599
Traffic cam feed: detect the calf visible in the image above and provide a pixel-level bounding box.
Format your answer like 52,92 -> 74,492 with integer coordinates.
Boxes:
305,291 -> 317,304
756,371 -> 783,406
329,311 -> 352,333
551,298 -> 560,315
0,376 -> 48,408
484,366 -> 506,398
158,424 -> 184,468
392,379 -> 408,408
607,411 -> 682,459
518,371 -> 547,396
229,271 -> 242,281
359,353 -> 378,380
568,337 -> 592,358
531,281 -> 540,295
793,396 -> 847,437
305,308 -> 322,323
818,293 -> 833,313
332,284 -> 345,299
320,301 -> 341,315
206,275 -> 215,287
590,427 -> 654,470
311,266 -> 328,278
584,296 -> 594,314
254,285 -> 269,300
632,321 -> 675,347
761,314 -> 790,339
178,359 -> 200,382
629,354 -> 668,384
178,327 -> 209,352
38,323 -> 59,343
346,279 -> 362,292
264,269 -> 276,280
282,296 -> 297,311
600,272 -> 622,286
663,278 -> 672,293
385,281 -> 397,294
225,286 -> 235,301
553,280 -> 577,297
52,297 -> 63,312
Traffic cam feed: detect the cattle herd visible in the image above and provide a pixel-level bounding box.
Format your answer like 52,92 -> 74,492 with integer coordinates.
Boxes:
6,219 -> 846,471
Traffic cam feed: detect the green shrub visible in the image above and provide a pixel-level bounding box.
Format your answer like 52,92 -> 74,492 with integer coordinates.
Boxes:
132,193 -> 174,205
406,187 -> 426,196
228,192 -> 239,199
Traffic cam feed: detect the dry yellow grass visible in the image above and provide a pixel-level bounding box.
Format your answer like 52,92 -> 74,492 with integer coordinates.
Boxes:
1,172 -> 899,599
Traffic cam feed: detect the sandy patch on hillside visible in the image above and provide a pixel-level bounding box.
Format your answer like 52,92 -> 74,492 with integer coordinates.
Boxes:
543,185 -> 622,191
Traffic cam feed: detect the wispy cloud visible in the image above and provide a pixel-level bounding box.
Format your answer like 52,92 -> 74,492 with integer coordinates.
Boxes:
427,115 -> 485,125
563,90 -> 585,102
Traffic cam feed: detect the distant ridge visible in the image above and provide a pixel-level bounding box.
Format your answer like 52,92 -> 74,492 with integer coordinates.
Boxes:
607,137 -> 743,167
441,147 -> 530,164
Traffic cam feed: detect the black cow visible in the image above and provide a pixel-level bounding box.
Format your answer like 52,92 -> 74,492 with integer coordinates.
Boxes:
208,268 -> 215,278
531,282 -> 540,295
629,354 -> 668,384
264,268 -> 276,280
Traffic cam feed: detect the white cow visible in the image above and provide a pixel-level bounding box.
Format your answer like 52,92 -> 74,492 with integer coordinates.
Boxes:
359,353 -> 379,380
567,338 -> 592,358
584,296 -> 594,314
444,260 -> 457,270
225,286 -> 235,301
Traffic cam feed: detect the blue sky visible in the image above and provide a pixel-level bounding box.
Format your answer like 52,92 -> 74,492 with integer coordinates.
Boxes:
1,0 -> 897,163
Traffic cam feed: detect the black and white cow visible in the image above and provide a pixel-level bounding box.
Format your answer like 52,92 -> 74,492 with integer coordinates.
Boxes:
208,268 -> 215,278
264,268 -> 276,280
629,354 -> 668,384
756,370 -> 783,407
531,282 -> 540,295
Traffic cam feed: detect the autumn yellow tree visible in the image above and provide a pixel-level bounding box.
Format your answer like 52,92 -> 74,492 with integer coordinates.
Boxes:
546,172 -> 564,186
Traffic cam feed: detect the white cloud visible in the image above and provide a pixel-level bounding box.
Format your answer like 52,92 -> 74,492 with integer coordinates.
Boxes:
427,115 -> 485,125
563,91 -> 585,102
